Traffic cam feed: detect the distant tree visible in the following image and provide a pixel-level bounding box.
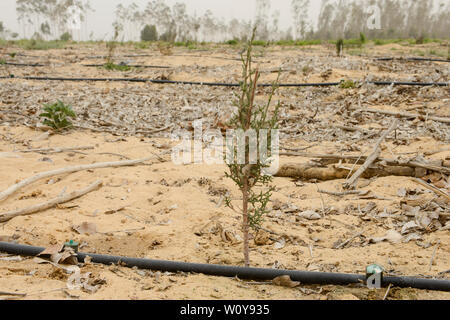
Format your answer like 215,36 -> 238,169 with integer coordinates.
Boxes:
291,0 -> 310,40
141,24 -> 158,41
40,21 -> 51,39
60,31 -> 72,41
0,21 -> 12,40
254,0 -> 271,40
16,0 -> 93,39
159,29 -> 176,42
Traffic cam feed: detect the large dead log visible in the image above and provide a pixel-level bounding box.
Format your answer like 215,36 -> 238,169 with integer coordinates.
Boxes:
275,163 -> 416,181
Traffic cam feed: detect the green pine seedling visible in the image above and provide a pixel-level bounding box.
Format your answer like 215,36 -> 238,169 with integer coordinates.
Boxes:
225,28 -> 280,267
39,100 -> 76,130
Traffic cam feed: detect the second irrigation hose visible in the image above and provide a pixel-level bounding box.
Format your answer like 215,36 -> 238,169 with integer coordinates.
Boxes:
0,75 -> 448,87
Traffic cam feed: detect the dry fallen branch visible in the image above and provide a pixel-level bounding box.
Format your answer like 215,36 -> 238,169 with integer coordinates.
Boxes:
344,119 -> 398,189
0,157 -> 155,202
279,152 -> 449,175
353,107 -> 450,124
0,180 -> 102,223
275,163 -> 415,181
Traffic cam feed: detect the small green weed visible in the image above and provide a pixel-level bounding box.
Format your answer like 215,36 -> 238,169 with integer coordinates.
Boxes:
340,80 -> 357,89
103,62 -> 132,71
39,100 -> 76,130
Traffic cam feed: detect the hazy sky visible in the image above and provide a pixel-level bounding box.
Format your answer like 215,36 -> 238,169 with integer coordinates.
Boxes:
0,0 -> 323,39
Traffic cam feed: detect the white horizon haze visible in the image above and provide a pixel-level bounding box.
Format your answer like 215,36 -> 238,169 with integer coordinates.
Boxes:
0,0 -> 323,40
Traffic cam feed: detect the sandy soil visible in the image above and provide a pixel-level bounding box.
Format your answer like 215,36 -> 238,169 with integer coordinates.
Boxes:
0,41 -> 449,300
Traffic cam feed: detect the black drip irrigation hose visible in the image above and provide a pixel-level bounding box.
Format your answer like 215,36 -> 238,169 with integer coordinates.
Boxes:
83,64 -> 171,69
0,75 -> 448,87
376,57 -> 450,63
2,62 -> 46,67
0,242 -> 449,292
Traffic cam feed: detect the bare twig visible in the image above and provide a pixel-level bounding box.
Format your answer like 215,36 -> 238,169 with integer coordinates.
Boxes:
0,291 -> 27,297
334,124 -> 375,134
344,119 -> 398,189
308,244 -> 314,258
96,152 -> 131,160
383,284 -> 393,300
280,144 -> 318,152
315,183 -> 326,214
0,180 -> 103,223
318,189 -> 368,196
411,178 -> 450,201
429,241 -> 440,271
334,230 -> 365,249
16,146 -> 94,154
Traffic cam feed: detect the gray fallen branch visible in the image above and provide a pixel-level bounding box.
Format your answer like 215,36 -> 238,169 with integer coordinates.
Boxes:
352,107 -> 450,124
344,119 -> 398,189
0,156 -> 155,202
0,180 -> 103,223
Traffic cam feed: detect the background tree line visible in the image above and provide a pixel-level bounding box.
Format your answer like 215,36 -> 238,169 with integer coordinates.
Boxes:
1,0 -> 449,42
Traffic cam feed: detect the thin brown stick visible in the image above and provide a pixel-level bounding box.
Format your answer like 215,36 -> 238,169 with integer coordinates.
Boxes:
343,119 -> 398,189
0,180 -> 102,223
0,157 -> 155,202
